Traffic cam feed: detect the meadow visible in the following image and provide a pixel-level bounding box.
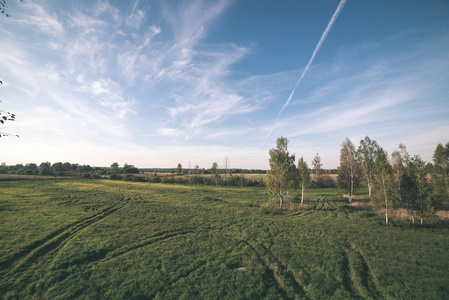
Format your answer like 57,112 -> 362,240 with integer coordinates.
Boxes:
1,180 -> 448,299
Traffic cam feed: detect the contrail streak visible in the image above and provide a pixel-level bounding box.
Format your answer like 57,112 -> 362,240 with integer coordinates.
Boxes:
266,0 -> 347,140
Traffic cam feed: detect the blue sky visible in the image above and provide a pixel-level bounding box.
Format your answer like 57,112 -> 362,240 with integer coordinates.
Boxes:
1,0 -> 448,169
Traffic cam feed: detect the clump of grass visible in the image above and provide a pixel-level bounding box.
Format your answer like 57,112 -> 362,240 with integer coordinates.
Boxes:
350,201 -> 372,210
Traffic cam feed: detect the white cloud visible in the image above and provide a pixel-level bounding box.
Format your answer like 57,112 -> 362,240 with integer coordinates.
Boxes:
67,11 -> 106,29
126,10 -> 145,28
13,1 -> 64,37
157,127 -> 182,137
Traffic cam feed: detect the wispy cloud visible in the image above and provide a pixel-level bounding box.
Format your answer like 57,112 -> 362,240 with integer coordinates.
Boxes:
13,1 -> 64,37
157,127 -> 182,137
138,0 -> 261,136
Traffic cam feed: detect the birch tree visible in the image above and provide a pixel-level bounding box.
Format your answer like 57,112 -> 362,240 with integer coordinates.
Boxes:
358,136 -> 378,197
266,137 -> 297,209
432,142 -> 449,203
297,156 -> 310,204
211,162 -> 220,186
176,163 -> 182,175
312,153 -> 323,182
393,145 -> 434,224
372,147 -> 394,226
391,144 -> 410,215
188,161 -> 191,184
224,155 -> 230,178
338,138 -> 359,202
410,156 -> 433,225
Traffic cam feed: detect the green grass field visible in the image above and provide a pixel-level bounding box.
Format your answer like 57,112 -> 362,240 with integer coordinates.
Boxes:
1,180 -> 448,299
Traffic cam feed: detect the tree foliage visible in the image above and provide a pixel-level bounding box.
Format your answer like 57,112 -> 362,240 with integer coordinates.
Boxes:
176,163 -> 183,175
39,162 -> 52,176
266,137 -> 297,209
210,162 -> 220,186
391,144 -> 409,212
0,81 -> 18,138
338,138 -> 359,202
111,162 -> 119,173
358,136 -> 378,197
1,1 -> 22,137
432,142 -> 449,203
372,147 -> 394,226
1,0 -> 9,17
123,163 -> 139,174
311,153 -> 322,180
407,156 -> 434,224
390,144 -> 436,224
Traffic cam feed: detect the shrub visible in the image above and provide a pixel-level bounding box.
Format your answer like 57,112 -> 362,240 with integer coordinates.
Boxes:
110,174 -> 122,180
191,175 -> 204,185
161,177 -> 175,184
132,176 -> 146,182
124,174 -> 134,181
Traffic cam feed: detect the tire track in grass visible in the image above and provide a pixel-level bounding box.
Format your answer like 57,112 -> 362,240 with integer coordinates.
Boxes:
343,243 -> 382,299
40,229 -> 196,298
196,231 -> 291,298
254,241 -> 309,299
0,199 -> 124,272
353,249 -> 382,299
237,240 -> 291,299
1,195 -> 130,291
217,230 -> 309,300
341,250 -> 362,299
163,260 -> 208,293
54,229 -> 195,269
285,211 -> 314,220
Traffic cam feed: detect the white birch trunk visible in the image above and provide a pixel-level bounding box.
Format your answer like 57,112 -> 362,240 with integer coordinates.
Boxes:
279,188 -> 283,209
301,184 -> 304,204
368,179 -> 372,197
382,172 -> 388,226
349,175 -> 354,203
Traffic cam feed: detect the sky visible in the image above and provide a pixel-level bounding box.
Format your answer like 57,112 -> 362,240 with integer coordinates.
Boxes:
0,0 -> 448,170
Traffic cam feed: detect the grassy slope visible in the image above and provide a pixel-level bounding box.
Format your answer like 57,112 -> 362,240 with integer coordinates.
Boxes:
0,180 -> 448,299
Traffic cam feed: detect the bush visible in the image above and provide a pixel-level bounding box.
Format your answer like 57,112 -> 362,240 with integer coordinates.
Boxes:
124,167 -> 139,174
124,174 -> 134,181
191,175 -> 204,185
132,176 -> 146,182
161,177 -> 175,184
203,177 -> 213,186
110,174 -> 122,180
313,175 -> 337,188
152,176 -> 162,183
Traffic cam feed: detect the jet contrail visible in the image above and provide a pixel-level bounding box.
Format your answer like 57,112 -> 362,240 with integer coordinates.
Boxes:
266,0 -> 347,139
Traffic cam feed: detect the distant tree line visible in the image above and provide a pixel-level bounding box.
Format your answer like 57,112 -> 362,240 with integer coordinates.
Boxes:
139,167 -> 267,175
0,162 -> 107,178
112,162 -> 266,187
0,161 -> 140,179
0,161 -> 267,187
142,174 -> 265,188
